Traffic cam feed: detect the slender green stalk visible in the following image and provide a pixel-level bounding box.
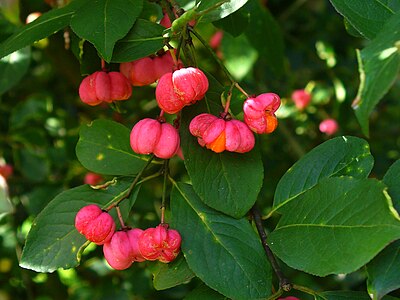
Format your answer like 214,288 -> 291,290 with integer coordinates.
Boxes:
105,156 -> 155,210
160,159 -> 169,224
189,28 -> 235,83
189,28 -> 250,98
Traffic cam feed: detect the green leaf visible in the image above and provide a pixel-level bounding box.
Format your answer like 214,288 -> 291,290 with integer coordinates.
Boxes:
185,284 -> 228,300
0,176 -> 13,218
367,240 -> 400,299
328,0 -> 394,39
353,12 -> 400,136
273,136 -> 374,211
221,33 -> 258,80
213,8 -> 250,37
0,0 -> 85,59
150,254 -> 195,290
383,159 -> 400,212
76,119 -> 157,176
268,177 -> 400,276
181,107 -> 263,218
244,1 -> 284,77
17,148 -> 50,182
171,182 -> 272,300
0,46 -> 30,95
198,0 -> 249,23
20,178 -> 140,273
111,19 -> 165,63
70,0 -> 143,62
322,290 -> 399,300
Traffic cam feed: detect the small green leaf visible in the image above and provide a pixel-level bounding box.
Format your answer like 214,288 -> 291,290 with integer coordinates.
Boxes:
328,0 -> 394,39
244,1 -> 284,77
383,159 -> 400,212
150,254 -> 195,290
269,177 -> 400,276
367,240 -> 400,300
0,47 -> 30,95
198,0 -> 249,23
213,8 -> 250,37
171,182 -> 272,300
353,12 -> 400,136
273,136 -> 374,211
76,119 -> 157,176
111,19 -> 165,63
20,179 -> 140,273
0,0 -> 85,59
185,284 -> 228,300
0,176 -> 13,218
70,0 -> 143,62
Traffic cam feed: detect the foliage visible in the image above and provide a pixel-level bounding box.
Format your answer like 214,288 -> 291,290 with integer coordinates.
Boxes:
0,0 -> 399,299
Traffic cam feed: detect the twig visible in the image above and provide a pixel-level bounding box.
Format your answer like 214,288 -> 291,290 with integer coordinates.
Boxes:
116,206 -> 126,228
105,156 -> 155,210
251,205 -> 292,291
160,159 -> 169,224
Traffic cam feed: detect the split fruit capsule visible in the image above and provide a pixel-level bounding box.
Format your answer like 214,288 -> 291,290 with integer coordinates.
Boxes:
243,93 -> 281,134
189,113 -> 255,154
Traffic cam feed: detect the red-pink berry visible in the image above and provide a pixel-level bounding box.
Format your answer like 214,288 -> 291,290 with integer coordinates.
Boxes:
120,52 -> 177,87
0,164 -> 13,179
189,113 -> 255,153
278,297 -> 301,300
79,71 -> 132,106
209,30 -> 224,49
243,93 -> 281,134
155,67 -> 209,114
75,204 -> 116,245
130,118 -> 180,159
120,57 -> 157,86
103,228 -> 145,270
138,224 -> 181,263
84,172 -> 103,185
291,89 -> 311,110
319,118 -> 338,135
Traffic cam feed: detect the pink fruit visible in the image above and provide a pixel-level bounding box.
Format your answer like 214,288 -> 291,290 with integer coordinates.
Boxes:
291,89 -> 311,110
319,118 -> 339,135
130,118 -> 180,159
138,224 -> 181,263
79,71 -> 132,106
160,13 -> 172,28
0,164 -> 13,179
103,228 -> 145,270
83,172 -> 103,185
243,93 -> 281,134
75,204 -> 116,245
278,297 -> 301,300
120,57 -> 157,86
209,30 -> 224,49
189,113 -> 255,153
156,67 -> 209,114
120,52 -> 177,86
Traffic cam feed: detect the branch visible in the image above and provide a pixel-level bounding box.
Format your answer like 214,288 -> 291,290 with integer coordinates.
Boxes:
251,205 -> 292,292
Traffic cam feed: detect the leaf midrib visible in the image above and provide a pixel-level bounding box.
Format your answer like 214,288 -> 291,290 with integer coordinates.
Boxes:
175,183 -> 267,297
